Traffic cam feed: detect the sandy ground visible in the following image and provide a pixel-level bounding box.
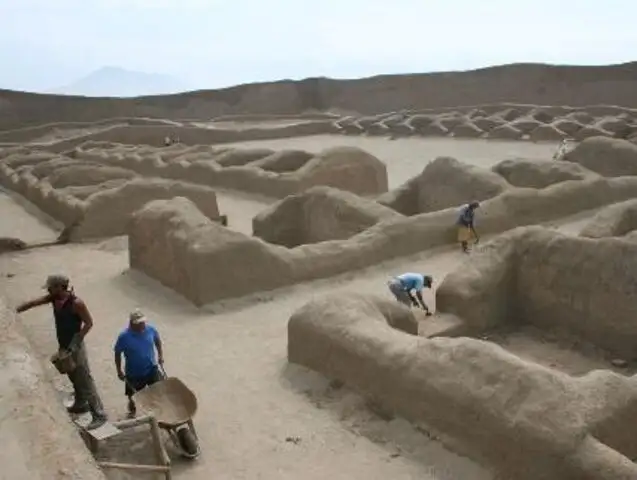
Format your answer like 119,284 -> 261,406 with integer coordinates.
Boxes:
220,134 -> 560,188
0,136 -> 598,480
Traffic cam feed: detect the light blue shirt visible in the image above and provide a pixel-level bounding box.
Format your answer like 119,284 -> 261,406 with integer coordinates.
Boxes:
396,273 -> 425,291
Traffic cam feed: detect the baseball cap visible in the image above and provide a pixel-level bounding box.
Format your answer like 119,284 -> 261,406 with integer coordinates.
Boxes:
129,309 -> 147,324
43,274 -> 70,290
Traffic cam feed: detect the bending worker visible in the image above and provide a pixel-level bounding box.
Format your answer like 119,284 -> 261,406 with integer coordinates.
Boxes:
387,272 -> 433,315
457,201 -> 480,253
114,309 -> 164,417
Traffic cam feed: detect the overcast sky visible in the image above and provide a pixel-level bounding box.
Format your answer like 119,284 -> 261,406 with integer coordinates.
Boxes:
1,0 -> 635,92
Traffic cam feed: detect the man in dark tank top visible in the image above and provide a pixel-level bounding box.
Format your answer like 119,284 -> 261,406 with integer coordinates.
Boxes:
16,274 -> 107,430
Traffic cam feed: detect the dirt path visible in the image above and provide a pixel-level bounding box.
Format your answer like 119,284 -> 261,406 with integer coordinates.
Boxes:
0,196 -> 493,480
0,189 -> 58,243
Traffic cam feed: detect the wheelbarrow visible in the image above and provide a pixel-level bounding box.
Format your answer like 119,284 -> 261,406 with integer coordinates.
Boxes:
130,367 -> 201,459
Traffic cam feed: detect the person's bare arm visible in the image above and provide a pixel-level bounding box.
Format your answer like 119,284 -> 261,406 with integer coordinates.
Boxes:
15,295 -> 51,313
154,330 -> 164,364
73,299 -> 94,339
415,290 -> 431,314
114,351 -> 125,379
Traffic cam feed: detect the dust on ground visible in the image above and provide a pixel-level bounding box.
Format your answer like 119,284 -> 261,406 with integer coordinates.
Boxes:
0,136 -> 586,480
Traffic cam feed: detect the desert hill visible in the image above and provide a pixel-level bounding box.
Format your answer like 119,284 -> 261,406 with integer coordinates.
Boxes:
48,66 -> 188,97
2,61 -> 637,130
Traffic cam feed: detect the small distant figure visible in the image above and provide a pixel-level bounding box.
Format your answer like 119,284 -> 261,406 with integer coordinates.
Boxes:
458,201 -> 480,253
218,214 -> 228,226
15,274 -> 108,430
553,139 -> 570,161
164,136 -> 172,147
387,273 -> 433,315
114,309 -> 165,417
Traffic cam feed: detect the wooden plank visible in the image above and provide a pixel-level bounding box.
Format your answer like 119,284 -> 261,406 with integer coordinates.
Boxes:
112,415 -> 153,430
97,461 -> 170,472
83,422 -> 121,441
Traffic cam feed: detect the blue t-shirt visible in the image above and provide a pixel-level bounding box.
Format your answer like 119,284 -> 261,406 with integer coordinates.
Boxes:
396,273 -> 425,291
457,205 -> 475,227
114,324 -> 159,379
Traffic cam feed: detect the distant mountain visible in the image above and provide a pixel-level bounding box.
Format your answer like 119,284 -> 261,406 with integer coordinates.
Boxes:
49,66 -> 188,97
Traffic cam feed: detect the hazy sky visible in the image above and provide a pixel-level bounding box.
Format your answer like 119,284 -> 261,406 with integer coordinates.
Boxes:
1,0 -> 636,92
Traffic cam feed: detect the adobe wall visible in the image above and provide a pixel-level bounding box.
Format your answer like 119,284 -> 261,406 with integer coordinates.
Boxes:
287,292 -> 637,480
253,186 -> 401,247
45,120 -> 339,153
438,227 -> 637,359
73,178 -> 221,240
0,298 -> 106,480
0,158 -> 221,240
75,143 -> 389,199
128,173 -> 637,305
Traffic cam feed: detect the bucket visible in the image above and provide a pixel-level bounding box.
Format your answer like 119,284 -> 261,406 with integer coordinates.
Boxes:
50,349 -> 76,374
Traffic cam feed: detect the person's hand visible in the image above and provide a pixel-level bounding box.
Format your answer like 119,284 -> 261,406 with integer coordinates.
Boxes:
117,371 -> 125,381
67,335 -> 81,353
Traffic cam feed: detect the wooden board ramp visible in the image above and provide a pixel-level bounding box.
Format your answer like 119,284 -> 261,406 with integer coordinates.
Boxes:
77,415 -> 172,480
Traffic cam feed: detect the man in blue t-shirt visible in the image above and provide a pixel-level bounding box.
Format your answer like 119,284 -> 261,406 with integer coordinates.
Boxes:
387,272 -> 433,315
114,309 -> 165,416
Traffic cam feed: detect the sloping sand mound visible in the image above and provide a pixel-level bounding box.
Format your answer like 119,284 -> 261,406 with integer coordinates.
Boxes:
406,114 -> 435,131
575,125 -> 613,141
529,124 -> 567,141
213,148 -> 276,167
417,157 -> 510,213
529,108 -> 554,123
249,150 -> 314,173
295,146 -> 388,196
595,117 -> 631,137
551,118 -> 583,136
579,199 -> 637,239
492,158 -> 597,188
509,117 -> 543,134
437,114 -> 464,131
252,186 -> 401,247
287,288 -> 637,479
419,120 -> 449,136
472,116 -> 504,132
0,299 -> 106,480
488,124 -> 523,140
564,137 -> 637,176
451,121 -> 484,138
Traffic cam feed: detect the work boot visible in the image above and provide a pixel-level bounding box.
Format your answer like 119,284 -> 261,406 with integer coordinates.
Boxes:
86,415 -> 107,431
67,403 -> 90,415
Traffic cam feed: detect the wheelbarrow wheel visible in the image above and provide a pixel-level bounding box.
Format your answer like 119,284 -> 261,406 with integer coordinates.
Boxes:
176,426 -> 199,458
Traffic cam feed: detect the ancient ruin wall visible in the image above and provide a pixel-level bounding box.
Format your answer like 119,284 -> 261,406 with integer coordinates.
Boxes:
128,172 -> 637,305
438,227 -> 637,358
75,143 -> 389,198
0,298 -> 106,480
253,186 -> 401,247
0,159 -> 221,239
579,199 -> 637,239
287,292 -> 637,480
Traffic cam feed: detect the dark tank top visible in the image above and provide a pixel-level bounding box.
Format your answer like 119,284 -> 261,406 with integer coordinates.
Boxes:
53,294 -> 82,349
